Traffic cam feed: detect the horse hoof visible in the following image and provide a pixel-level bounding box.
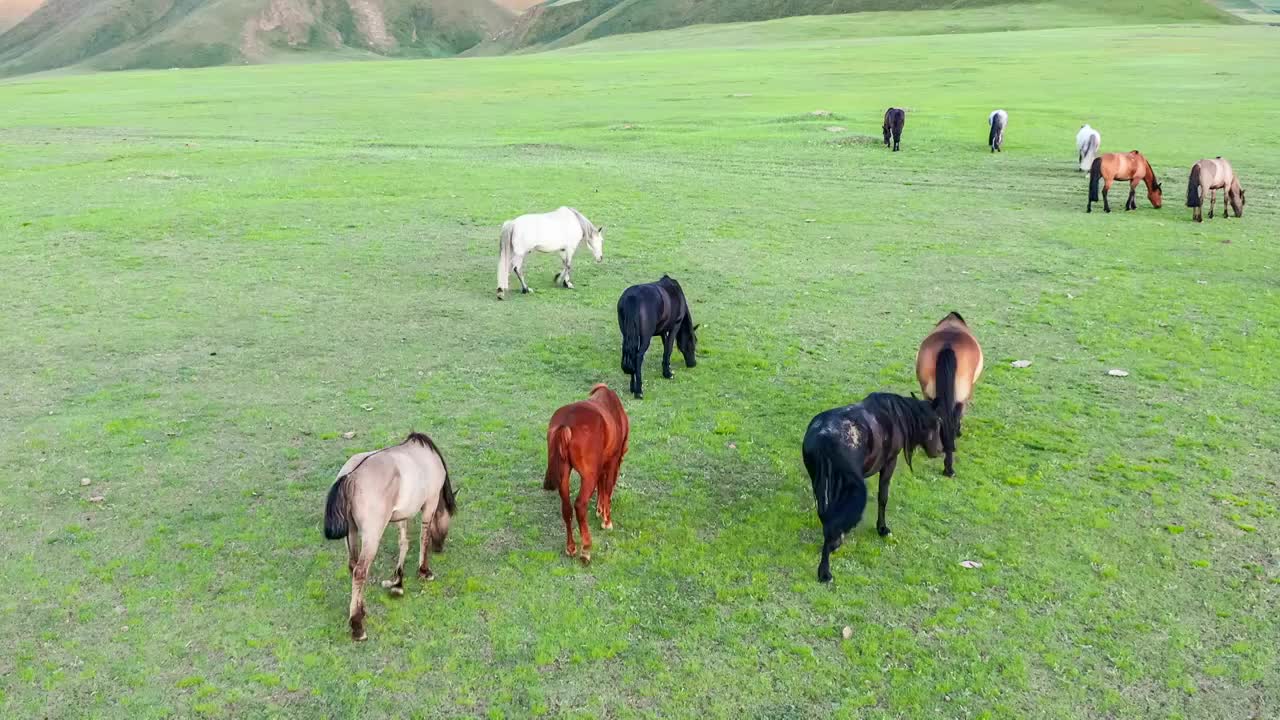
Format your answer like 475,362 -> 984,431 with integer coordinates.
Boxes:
352,631 -> 368,642
389,587 -> 405,597
522,288 -> 531,294
663,371 -> 674,379
579,553 -> 592,566
418,569 -> 435,581
818,569 -> 833,583
944,468 -> 955,478
496,290 -> 505,300
603,521 -> 614,530
566,546 -> 577,558
634,392 -> 643,399
564,282 -> 575,290
877,526 -> 891,537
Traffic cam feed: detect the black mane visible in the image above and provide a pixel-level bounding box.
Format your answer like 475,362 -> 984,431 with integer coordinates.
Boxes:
861,392 -> 938,470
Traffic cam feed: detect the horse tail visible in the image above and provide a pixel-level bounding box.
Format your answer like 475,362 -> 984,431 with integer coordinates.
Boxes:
619,300 -> 642,374
809,450 -> 867,534
544,425 -> 572,491
323,474 -> 351,540
988,117 -> 998,148
1088,156 -> 1103,202
935,345 -> 959,453
1186,164 -> 1201,207
497,221 -> 514,293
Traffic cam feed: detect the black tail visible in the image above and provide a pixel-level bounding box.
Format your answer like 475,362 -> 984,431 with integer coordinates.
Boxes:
1088,156 -> 1103,202
1186,164 -> 1201,208
935,346 -> 959,453
323,475 -> 350,540
619,302 -> 642,374
988,120 -> 997,149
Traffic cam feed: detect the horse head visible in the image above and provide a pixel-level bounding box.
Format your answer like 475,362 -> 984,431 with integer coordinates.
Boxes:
1148,181 -> 1163,209
1230,185 -> 1245,217
587,225 -> 604,262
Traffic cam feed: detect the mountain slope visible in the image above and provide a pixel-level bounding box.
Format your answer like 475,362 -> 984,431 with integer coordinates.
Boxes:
0,0 -> 515,76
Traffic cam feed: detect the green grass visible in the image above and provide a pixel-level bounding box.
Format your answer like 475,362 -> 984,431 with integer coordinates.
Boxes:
1,15 -> 1279,719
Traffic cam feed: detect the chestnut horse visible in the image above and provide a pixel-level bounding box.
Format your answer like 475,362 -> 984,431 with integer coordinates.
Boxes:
1186,157 -> 1245,222
915,312 -> 984,477
544,384 -> 630,564
324,432 -> 457,640
1088,151 -> 1162,213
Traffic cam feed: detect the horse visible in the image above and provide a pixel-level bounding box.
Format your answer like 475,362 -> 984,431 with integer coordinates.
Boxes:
496,206 -> 604,300
882,107 -> 905,151
1088,151 -> 1162,213
1186,157 -> 1245,222
803,393 -> 943,583
544,384 -> 630,565
1077,124 -> 1100,172
915,312 -> 984,478
988,109 -> 1007,152
323,432 -> 458,641
616,275 -> 698,399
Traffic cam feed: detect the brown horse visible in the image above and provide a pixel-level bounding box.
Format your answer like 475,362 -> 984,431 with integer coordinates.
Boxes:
915,312 -> 984,477
1088,151 -> 1162,213
1186,157 -> 1245,222
324,432 -> 457,640
544,384 -> 630,564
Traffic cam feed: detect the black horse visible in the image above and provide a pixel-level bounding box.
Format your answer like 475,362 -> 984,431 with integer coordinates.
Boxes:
802,393 -> 943,582
616,275 -> 697,399
883,107 -> 906,151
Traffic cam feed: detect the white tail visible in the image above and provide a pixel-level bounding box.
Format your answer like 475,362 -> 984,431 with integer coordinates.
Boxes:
496,221 -> 514,298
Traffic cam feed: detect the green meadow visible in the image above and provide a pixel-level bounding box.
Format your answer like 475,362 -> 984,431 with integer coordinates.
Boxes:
1,9 -> 1277,719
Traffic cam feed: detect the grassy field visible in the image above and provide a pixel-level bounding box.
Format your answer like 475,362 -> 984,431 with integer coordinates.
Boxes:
1,12 -> 1278,719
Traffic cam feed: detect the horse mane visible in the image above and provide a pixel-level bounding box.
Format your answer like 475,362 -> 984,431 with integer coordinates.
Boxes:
942,311 -> 966,325
566,207 -> 596,239
588,383 -> 610,396
862,392 -> 937,470
404,432 -> 456,513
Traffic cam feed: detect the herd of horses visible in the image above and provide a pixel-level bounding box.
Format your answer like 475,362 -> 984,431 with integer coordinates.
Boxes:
320,108 -> 1249,640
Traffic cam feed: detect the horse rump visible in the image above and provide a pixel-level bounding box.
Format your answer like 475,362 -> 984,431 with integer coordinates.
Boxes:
617,296 -> 643,375
544,425 -> 573,491
1186,163 -> 1201,208
803,429 -> 869,582
324,474 -> 351,540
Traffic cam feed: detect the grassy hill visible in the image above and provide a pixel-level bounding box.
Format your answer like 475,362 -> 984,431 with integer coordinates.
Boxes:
482,0 -> 1235,53
0,0 -> 514,76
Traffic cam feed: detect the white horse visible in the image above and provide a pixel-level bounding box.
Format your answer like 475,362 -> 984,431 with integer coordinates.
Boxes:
1077,124 -> 1101,172
496,207 -> 604,300
988,109 -> 1007,152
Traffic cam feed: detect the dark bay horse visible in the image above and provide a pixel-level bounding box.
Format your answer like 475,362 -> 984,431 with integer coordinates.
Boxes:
1088,151 -> 1162,213
324,432 -> 457,640
802,393 -> 943,582
915,312 -> 984,477
883,107 -> 906,151
544,384 -> 630,565
617,275 -> 698,399
1186,157 -> 1244,222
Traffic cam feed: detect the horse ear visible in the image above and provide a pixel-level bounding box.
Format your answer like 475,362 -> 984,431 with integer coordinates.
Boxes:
911,391 -> 919,400
693,324 -> 701,331
596,225 -> 605,233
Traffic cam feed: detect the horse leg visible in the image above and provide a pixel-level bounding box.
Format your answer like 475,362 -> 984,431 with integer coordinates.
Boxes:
660,331 -> 674,379
349,525 -> 382,641
417,497 -> 441,580
1126,180 -> 1138,211
555,251 -> 574,289
575,469 -> 597,565
380,520 -> 408,596
345,531 -> 359,574
1102,178 -> 1112,213
634,337 -> 651,399
875,457 -> 899,536
558,468 -> 577,557
596,457 -> 618,530
513,253 -> 532,294
1208,188 -> 1216,219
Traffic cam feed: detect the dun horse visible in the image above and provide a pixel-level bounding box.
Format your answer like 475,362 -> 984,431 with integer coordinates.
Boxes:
988,109 -> 1007,152
617,275 -> 698,399
915,312 -> 984,477
883,107 -> 906,151
544,384 -> 630,564
1088,151 -> 1162,213
497,206 -> 604,300
1077,124 -> 1100,172
324,432 -> 458,641
803,393 -> 943,582
1186,157 -> 1245,222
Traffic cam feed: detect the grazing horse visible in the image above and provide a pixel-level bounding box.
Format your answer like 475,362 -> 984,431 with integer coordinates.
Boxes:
803,393 -> 943,582
324,432 -> 458,641
1077,124 -> 1100,172
1088,151 -> 1162,213
882,107 -> 906,151
915,312 -> 984,478
496,206 -> 604,300
988,109 -> 1007,152
1187,157 -> 1245,222
544,384 -> 630,564
617,275 -> 698,399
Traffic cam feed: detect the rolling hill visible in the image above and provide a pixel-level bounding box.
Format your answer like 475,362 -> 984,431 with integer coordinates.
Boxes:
0,0 -> 1236,76
0,0 -> 515,76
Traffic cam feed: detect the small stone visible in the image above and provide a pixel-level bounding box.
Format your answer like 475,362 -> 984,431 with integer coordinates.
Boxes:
88,496 -> 105,503
342,431 -> 356,440
1107,369 -> 1130,377
80,478 -> 92,486
841,626 -> 853,640
959,560 -> 983,569
824,126 -> 847,133
1011,360 -> 1032,368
